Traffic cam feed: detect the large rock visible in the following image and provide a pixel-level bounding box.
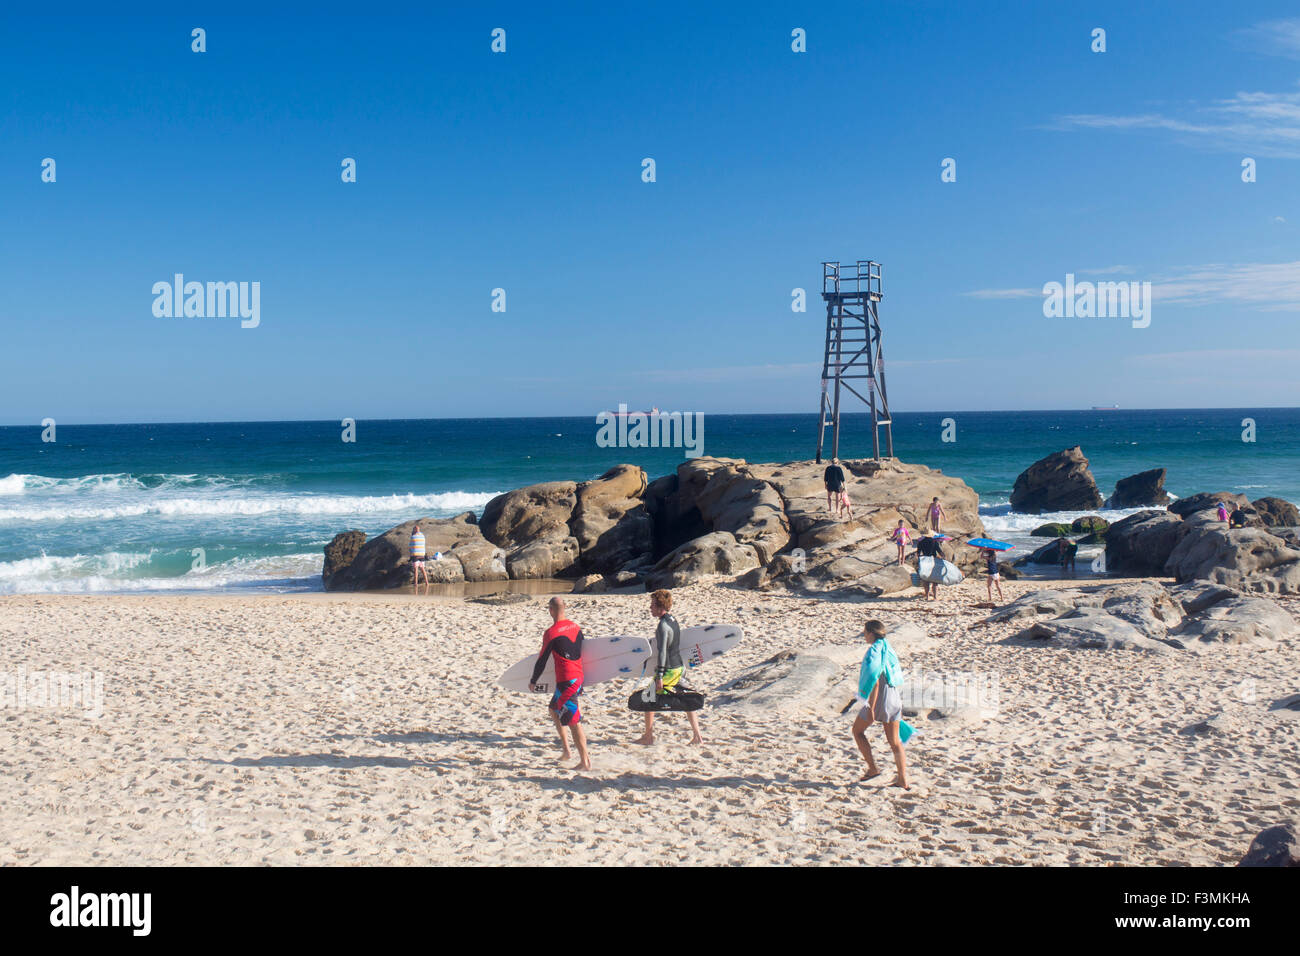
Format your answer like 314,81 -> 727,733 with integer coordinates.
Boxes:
1107,468 -> 1170,508
688,461 -> 791,564
1167,492 -> 1250,518
1252,497 -> 1300,528
1017,538 -> 1078,567
324,513 -> 493,590
1023,608 -> 1173,654
1165,524 -> 1300,594
985,588 -> 1103,622
1009,446 -> 1104,514
1100,581 -> 1185,638
570,465 -> 654,575
480,481 -> 580,578
322,530 -> 366,589
1104,510 -> 1186,575
1172,595 -> 1298,649
644,531 -> 760,590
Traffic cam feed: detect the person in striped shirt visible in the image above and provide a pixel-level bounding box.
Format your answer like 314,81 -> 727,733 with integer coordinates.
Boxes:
409,524 -> 429,589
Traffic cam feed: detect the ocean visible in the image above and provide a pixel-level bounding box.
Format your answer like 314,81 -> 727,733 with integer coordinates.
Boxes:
1,409 -> 1296,594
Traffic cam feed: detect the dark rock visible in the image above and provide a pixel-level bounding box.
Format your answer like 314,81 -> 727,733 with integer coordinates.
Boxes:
1010,446 -> 1104,514
1165,524 -> 1300,594
1252,497 -> 1300,528
1104,510 -> 1187,575
1031,522 -> 1073,537
1071,515 -> 1109,534
1167,492 -> 1250,518
1107,468 -> 1170,508
1238,823 -> 1300,867
322,530 -> 366,589
1017,538 -> 1077,567
480,481 -> 580,578
469,591 -> 533,606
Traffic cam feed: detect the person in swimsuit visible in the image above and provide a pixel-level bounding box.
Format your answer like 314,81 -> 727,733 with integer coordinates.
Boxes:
1056,536 -> 1076,574
982,547 -> 1004,603
530,596 -> 591,770
927,497 -> 944,533
633,588 -> 703,746
851,619 -> 910,790
888,520 -> 912,565
824,458 -> 847,518
409,525 -> 429,590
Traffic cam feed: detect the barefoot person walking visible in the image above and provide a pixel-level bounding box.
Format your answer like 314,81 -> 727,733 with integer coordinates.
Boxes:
926,497 -> 945,533
824,458 -> 847,518
851,620 -> 911,790
633,589 -> 703,746
888,519 -> 912,565
529,596 -> 592,770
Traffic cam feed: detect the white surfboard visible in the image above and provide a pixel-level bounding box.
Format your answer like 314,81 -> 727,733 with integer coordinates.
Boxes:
917,556 -> 964,586
498,635 -> 653,694
677,624 -> 744,671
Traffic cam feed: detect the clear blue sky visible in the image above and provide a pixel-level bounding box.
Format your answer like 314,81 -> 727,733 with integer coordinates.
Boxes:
2,2 -> 1297,424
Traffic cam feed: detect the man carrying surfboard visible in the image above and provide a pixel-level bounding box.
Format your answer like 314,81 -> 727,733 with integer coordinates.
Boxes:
633,589 -> 704,747
851,620 -> 911,790
529,596 -> 592,770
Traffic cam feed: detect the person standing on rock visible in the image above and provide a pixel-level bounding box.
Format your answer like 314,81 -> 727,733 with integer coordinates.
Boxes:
888,520 -> 912,565
926,497 -> 945,533
530,596 -> 592,770
824,458 -> 847,518
409,524 -> 429,590
851,619 -> 911,790
634,588 -> 703,747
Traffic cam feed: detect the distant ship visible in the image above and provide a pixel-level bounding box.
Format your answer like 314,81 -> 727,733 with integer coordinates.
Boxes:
1091,404 -> 1119,410
605,406 -> 660,417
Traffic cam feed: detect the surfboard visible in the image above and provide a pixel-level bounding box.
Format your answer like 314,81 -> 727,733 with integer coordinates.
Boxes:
917,555 -> 964,585
678,624 -> 744,670
498,635 -> 653,694
966,538 -> 1013,551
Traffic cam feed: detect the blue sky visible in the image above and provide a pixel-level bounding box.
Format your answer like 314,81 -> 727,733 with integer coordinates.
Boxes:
1,2 -> 1297,424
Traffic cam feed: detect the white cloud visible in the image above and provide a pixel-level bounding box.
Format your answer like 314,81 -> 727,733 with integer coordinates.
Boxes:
1235,17 -> 1300,59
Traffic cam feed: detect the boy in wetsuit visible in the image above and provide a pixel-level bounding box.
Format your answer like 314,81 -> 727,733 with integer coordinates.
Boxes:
633,588 -> 703,746
530,596 -> 591,770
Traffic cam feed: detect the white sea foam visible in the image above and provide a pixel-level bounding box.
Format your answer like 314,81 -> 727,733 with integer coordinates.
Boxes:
0,551 -> 324,594
0,490 -> 500,523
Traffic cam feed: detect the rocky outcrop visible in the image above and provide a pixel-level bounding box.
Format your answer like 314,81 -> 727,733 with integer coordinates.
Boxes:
1167,492 -> 1250,519
991,580 -> 1296,654
686,459 -> 791,564
1010,447 -> 1103,514
324,513 -> 499,590
479,481 -> 580,579
1031,522 -> 1072,538
1107,468 -> 1170,508
570,465 -> 653,575
1104,510 -> 1186,575
322,530 -> 366,589
1252,497 -> 1300,528
1071,515 -> 1109,534
1164,523 -> 1300,594
644,531 -> 760,590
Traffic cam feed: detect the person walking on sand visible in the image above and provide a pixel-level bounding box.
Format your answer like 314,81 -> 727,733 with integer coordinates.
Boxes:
926,497 -> 945,533
888,519 -> 912,565
981,546 -> 1004,603
851,620 -> 911,790
529,596 -> 592,770
409,524 -> 429,589
824,458 -> 847,518
633,589 -> 703,747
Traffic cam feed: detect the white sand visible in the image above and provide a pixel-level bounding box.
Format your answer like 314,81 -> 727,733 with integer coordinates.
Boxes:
2,578 -> 1297,865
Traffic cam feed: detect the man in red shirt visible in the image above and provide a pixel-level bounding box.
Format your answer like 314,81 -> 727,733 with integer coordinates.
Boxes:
530,596 -> 591,770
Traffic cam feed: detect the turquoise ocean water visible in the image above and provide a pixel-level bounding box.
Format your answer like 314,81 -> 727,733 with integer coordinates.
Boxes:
0,409 -> 1296,593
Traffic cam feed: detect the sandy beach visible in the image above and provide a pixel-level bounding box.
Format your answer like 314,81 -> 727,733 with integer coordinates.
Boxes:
3,576 -> 1296,866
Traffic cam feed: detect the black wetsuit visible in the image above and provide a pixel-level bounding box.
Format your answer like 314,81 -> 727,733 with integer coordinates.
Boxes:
823,465 -> 845,492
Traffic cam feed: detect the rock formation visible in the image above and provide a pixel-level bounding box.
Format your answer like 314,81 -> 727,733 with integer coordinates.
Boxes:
1107,468 -> 1170,508
1009,447 -> 1103,513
